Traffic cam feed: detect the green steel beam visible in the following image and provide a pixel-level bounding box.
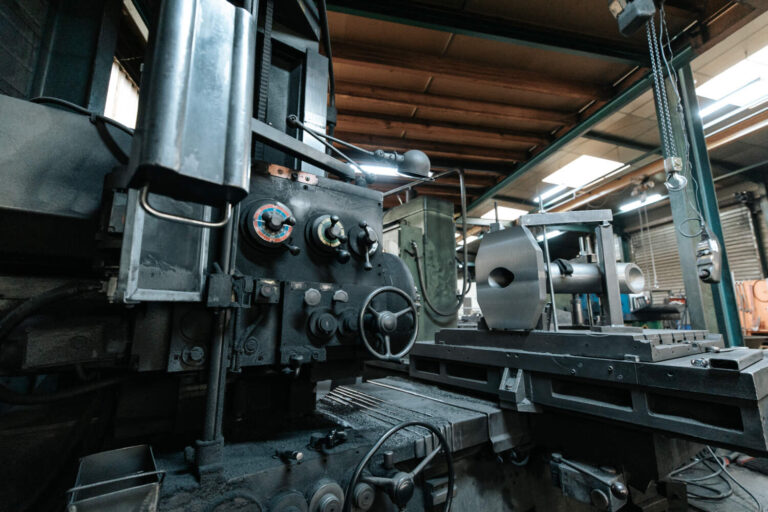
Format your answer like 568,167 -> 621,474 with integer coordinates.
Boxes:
584,131 -> 738,171
468,47 -> 694,212
677,64 -> 743,347
326,0 -> 647,65
583,131 -> 659,153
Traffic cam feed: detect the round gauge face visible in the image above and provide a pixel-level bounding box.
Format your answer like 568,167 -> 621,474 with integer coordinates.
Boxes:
252,203 -> 293,244
315,216 -> 345,248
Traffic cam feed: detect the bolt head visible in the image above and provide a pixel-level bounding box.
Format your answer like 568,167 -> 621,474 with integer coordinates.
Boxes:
189,346 -> 204,362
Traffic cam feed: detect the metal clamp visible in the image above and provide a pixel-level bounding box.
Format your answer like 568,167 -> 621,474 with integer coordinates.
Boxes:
140,185 -> 232,228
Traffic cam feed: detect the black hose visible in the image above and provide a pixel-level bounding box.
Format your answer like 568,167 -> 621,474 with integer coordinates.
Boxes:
0,282 -> 102,343
29,97 -> 135,135
411,169 -> 471,317
0,377 -> 122,405
343,420 -> 454,512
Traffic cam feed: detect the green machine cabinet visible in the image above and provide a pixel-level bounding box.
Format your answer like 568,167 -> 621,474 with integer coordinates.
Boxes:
383,197 -> 458,342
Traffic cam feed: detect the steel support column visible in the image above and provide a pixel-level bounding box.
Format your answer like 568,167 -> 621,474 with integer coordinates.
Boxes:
651,79 -> 714,333
677,64 -> 743,346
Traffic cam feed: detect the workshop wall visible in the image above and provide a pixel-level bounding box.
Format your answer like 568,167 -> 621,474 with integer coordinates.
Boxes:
630,204 -> 765,303
0,0 -> 51,98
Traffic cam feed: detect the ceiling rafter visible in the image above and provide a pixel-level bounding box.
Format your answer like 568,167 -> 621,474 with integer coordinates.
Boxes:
326,0 -> 648,65
332,41 -> 612,100
335,132 -> 529,163
337,113 -> 550,147
335,81 -> 576,125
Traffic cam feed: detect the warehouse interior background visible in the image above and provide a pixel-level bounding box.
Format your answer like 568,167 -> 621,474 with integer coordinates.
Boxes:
3,0 -> 768,511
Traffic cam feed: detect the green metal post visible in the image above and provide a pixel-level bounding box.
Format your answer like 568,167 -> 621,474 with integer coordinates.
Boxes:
677,64 -> 743,346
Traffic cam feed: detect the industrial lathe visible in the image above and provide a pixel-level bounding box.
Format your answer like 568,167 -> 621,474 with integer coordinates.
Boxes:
0,1 -> 766,511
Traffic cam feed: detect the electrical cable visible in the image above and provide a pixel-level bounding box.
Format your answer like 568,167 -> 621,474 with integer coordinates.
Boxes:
668,447 -> 764,510
0,376 -> 122,405
30,96 -> 134,135
706,446 -> 764,512
410,170 -> 471,317
30,96 -> 134,164
0,281 -> 102,343
655,3 -> 709,240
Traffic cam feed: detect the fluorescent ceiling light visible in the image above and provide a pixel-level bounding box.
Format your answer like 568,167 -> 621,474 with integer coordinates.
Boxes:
696,45 -> 768,117
480,206 -> 527,222
533,184 -> 570,204
536,230 -> 564,242
619,193 -> 664,212
543,155 -> 624,189
359,164 -> 400,177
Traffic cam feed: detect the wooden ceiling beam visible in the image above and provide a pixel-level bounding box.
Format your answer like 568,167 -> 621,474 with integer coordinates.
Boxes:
337,113 -> 549,146
335,132 -> 528,162
335,81 -> 576,125
332,41 -> 612,100
327,0 -> 647,65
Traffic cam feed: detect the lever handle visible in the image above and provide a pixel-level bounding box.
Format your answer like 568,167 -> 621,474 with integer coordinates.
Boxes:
285,243 -> 301,256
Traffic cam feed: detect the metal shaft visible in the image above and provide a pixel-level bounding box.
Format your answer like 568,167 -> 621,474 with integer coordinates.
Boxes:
203,205 -> 237,441
547,262 -> 644,294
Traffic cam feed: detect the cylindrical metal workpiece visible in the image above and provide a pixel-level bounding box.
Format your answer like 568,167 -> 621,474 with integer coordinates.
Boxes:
548,262 -> 644,294
571,294 -> 585,326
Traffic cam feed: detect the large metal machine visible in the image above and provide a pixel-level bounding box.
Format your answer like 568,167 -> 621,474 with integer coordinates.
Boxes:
1,1 -> 767,512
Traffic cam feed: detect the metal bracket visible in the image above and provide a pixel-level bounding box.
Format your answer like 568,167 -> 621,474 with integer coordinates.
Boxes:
206,274 -> 265,308
498,368 -> 541,413
550,454 -> 629,511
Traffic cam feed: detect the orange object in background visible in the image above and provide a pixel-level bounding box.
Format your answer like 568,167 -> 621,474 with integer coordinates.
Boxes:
736,279 -> 768,334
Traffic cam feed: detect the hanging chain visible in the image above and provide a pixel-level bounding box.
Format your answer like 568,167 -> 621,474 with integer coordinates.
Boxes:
646,17 -> 677,160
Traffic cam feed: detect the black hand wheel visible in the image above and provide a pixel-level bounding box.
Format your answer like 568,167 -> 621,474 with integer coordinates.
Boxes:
359,286 -> 418,361
343,421 -> 454,512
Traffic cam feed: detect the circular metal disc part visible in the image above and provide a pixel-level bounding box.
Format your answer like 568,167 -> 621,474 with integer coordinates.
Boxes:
475,226 -> 546,330
270,491 -> 308,512
307,479 -> 344,512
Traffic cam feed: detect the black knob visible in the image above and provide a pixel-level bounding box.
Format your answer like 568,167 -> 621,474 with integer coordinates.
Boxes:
262,210 -> 284,232
336,249 -> 351,264
309,312 -> 338,340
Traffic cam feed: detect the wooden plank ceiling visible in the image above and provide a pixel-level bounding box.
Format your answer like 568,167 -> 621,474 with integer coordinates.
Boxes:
326,0 -> 765,212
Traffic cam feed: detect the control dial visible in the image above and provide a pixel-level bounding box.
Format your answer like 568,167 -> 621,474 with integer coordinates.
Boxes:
244,201 -> 300,254
307,214 -> 350,263
349,221 -> 379,271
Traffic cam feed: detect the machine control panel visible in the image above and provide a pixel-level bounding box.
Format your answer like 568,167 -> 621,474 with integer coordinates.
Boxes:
245,200 -> 300,254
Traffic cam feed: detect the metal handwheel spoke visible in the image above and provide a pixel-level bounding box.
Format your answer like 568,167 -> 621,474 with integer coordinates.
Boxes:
394,307 -> 413,318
